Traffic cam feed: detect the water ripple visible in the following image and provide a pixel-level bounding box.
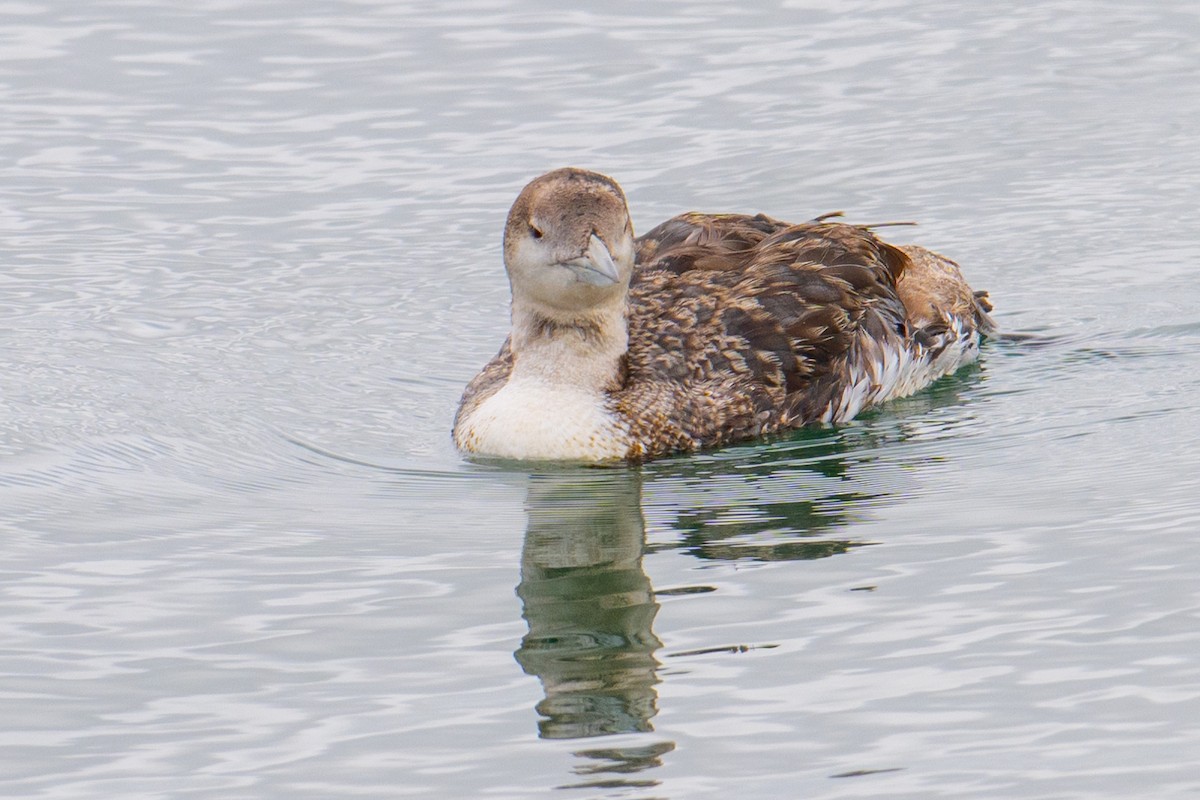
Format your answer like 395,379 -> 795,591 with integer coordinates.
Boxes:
4,0 -> 1200,798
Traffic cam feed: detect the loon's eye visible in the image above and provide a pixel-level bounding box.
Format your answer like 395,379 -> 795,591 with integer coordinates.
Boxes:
529,223 -> 544,239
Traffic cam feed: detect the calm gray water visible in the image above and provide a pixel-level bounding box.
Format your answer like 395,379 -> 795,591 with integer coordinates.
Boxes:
3,1 -> 1200,798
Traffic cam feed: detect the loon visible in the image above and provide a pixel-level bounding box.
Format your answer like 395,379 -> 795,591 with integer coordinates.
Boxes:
453,168 -> 994,463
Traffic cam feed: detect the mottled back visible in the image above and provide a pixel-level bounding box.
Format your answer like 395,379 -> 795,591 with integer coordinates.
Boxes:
612,215 -> 915,458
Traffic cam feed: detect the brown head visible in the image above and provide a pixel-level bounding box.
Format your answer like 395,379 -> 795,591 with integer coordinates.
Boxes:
503,168 -> 636,318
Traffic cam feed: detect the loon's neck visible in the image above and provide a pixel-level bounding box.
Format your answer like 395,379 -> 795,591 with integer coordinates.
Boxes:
509,300 -> 628,392
453,299 -> 631,462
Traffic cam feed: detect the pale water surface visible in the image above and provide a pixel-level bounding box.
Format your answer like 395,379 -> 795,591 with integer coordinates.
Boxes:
3,1 -> 1200,798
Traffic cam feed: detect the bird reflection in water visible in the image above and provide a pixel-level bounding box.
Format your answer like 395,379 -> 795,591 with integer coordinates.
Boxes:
512,418 -> 959,786
512,428 -> 902,741
515,469 -> 661,740
513,424 -> 926,743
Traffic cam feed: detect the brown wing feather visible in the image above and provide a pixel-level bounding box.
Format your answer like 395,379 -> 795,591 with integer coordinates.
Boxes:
615,218 -> 912,458
634,212 -> 791,276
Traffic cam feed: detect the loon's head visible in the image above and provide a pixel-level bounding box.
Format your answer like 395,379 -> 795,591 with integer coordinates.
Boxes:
503,168 -> 636,318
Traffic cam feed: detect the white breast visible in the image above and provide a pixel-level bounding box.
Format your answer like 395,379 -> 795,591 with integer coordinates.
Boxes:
454,375 -> 630,462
